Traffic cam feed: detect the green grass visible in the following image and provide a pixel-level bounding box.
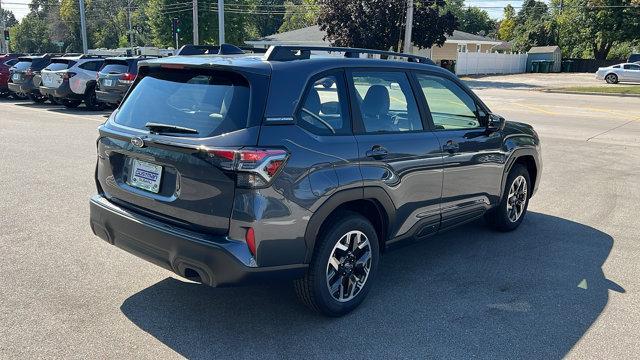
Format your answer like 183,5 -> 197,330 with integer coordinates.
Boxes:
556,86 -> 640,95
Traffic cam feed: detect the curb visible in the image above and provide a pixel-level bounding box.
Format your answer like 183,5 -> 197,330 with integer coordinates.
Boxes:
541,89 -> 640,98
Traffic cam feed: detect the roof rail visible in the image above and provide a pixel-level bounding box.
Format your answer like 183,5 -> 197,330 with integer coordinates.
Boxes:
264,45 -> 433,65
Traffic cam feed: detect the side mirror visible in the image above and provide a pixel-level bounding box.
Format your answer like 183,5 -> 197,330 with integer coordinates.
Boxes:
487,113 -> 506,132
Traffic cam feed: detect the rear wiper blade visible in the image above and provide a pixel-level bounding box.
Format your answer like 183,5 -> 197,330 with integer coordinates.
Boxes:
145,122 -> 199,135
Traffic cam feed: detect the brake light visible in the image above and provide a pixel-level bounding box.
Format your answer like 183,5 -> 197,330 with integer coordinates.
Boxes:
25,68 -> 34,76
119,73 -> 136,84
206,148 -> 288,188
245,227 -> 256,256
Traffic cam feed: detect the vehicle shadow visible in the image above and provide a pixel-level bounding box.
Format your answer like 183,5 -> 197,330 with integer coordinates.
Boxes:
120,212 -> 622,359
12,101 -> 112,116
462,79 -> 542,90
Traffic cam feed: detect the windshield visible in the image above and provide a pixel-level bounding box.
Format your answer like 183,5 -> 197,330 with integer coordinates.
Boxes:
114,69 -> 250,137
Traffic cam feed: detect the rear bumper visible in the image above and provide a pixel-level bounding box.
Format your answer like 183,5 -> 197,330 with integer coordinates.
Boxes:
8,81 -> 37,94
89,195 -> 307,287
95,89 -> 124,104
39,82 -> 81,99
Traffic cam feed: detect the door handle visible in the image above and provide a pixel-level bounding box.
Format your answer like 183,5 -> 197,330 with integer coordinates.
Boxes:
443,140 -> 459,154
366,145 -> 389,159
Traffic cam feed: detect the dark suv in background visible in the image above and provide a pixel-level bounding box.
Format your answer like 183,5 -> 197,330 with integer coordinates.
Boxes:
90,45 -> 542,316
8,54 -> 60,102
0,53 -> 25,98
95,56 -> 159,107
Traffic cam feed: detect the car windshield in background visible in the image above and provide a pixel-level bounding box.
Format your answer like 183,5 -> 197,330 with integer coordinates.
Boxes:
114,69 -> 250,137
46,61 -> 74,71
101,62 -> 129,74
12,61 -> 32,70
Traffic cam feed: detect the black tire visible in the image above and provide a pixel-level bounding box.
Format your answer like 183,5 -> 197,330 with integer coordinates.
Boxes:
605,73 -> 618,84
0,91 -> 9,98
485,164 -> 531,231
294,211 -> 379,316
84,85 -> 104,111
28,93 -> 46,103
11,92 -> 28,100
61,99 -> 82,108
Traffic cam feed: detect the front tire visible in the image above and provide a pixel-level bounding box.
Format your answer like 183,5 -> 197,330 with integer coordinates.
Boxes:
605,74 -> 618,84
485,164 -> 531,231
294,212 -> 379,316
28,93 -> 46,103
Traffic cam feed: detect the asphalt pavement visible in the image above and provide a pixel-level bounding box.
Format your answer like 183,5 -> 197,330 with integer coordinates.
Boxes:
1,91 -> 639,359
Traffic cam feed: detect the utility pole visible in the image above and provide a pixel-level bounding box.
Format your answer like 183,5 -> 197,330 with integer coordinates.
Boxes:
218,0 -> 225,44
403,0 -> 414,54
0,0 -> 8,53
78,0 -> 88,54
128,0 -> 134,52
192,0 -> 199,45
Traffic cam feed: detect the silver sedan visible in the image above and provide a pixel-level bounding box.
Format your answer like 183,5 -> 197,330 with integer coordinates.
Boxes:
596,63 -> 640,84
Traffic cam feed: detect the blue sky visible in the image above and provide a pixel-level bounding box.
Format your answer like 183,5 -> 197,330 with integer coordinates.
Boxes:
4,0 -> 523,22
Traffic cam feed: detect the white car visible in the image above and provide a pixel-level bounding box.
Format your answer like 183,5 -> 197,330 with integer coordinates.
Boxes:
38,55 -> 106,109
595,63 -> 640,84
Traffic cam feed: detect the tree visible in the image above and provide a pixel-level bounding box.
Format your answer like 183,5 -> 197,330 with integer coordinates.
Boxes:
317,0 -> 457,51
9,13 -> 57,53
2,9 -> 18,28
511,0 -> 557,52
498,5 -> 516,40
279,0 -> 318,32
555,0 -> 640,60
444,0 -> 496,35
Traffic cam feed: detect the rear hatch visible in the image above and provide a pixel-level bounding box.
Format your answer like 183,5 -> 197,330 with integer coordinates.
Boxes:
41,59 -> 76,88
9,58 -> 33,84
97,59 -> 134,93
96,65 -> 269,234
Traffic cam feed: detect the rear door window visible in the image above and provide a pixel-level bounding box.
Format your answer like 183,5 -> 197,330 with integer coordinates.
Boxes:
114,69 -> 251,137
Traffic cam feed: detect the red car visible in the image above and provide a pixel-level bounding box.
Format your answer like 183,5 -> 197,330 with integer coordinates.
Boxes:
0,53 -> 24,98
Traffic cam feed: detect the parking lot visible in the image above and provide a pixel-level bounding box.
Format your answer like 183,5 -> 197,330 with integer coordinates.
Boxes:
1,89 -> 639,359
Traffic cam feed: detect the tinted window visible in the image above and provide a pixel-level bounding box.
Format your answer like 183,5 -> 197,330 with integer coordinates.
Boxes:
45,61 -> 74,71
80,61 -> 103,71
100,61 -> 129,74
297,74 -> 350,135
12,61 -> 32,70
351,71 -> 422,133
416,75 -> 481,130
114,69 -> 250,137
4,59 -> 18,66
623,64 -> 640,70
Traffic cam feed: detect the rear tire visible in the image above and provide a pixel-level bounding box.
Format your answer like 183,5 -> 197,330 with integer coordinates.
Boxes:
61,99 -> 82,108
485,164 -> 531,232
84,85 -> 104,111
605,74 -> 618,84
28,93 -> 46,103
294,212 -> 379,316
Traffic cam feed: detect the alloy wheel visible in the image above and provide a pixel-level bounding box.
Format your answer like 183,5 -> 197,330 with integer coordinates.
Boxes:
325,230 -> 372,302
506,175 -> 528,222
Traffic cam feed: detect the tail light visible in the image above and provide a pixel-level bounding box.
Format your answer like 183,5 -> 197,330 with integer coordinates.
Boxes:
62,72 -> 76,80
119,73 -> 136,84
207,148 -> 288,188
245,227 -> 256,256
25,68 -> 34,76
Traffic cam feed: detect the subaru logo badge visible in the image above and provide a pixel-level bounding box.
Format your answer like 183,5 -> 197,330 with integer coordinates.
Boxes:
131,137 -> 144,148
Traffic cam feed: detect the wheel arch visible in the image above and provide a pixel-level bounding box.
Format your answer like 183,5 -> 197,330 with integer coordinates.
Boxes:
501,149 -> 540,201
304,187 -> 395,263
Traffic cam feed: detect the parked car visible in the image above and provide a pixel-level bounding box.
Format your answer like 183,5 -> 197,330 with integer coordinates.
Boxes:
95,56 -> 157,107
0,53 -> 25,98
7,54 -> 59,102
39,54 -> 106,109
89,45 -> 542,316
628,54 -> 640,63
596,63 -> 640,84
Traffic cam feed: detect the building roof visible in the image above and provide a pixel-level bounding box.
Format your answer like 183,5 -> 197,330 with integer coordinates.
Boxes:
528,46 -> 561,54
246,25 -> 501,47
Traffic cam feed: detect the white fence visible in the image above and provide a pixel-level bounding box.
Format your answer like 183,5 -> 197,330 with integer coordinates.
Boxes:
456,52 -> 528,75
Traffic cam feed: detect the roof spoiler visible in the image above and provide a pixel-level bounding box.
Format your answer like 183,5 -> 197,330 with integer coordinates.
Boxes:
263,45 -> 434,64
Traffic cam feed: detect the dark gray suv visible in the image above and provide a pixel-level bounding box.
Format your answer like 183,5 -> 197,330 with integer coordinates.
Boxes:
89,45 -> 542,316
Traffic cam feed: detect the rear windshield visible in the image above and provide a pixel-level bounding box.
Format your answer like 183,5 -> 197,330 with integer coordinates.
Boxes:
46,61 -> 75,71
114,69 -> 250,137
13,61 -> 32,70
100,61 -> 129,74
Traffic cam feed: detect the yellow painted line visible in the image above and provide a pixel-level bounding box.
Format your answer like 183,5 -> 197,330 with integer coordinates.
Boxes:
389,95 -> 407,105
508,102 -> 560,115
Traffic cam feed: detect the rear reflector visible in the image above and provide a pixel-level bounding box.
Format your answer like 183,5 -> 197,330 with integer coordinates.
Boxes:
246,227 -> 256,256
